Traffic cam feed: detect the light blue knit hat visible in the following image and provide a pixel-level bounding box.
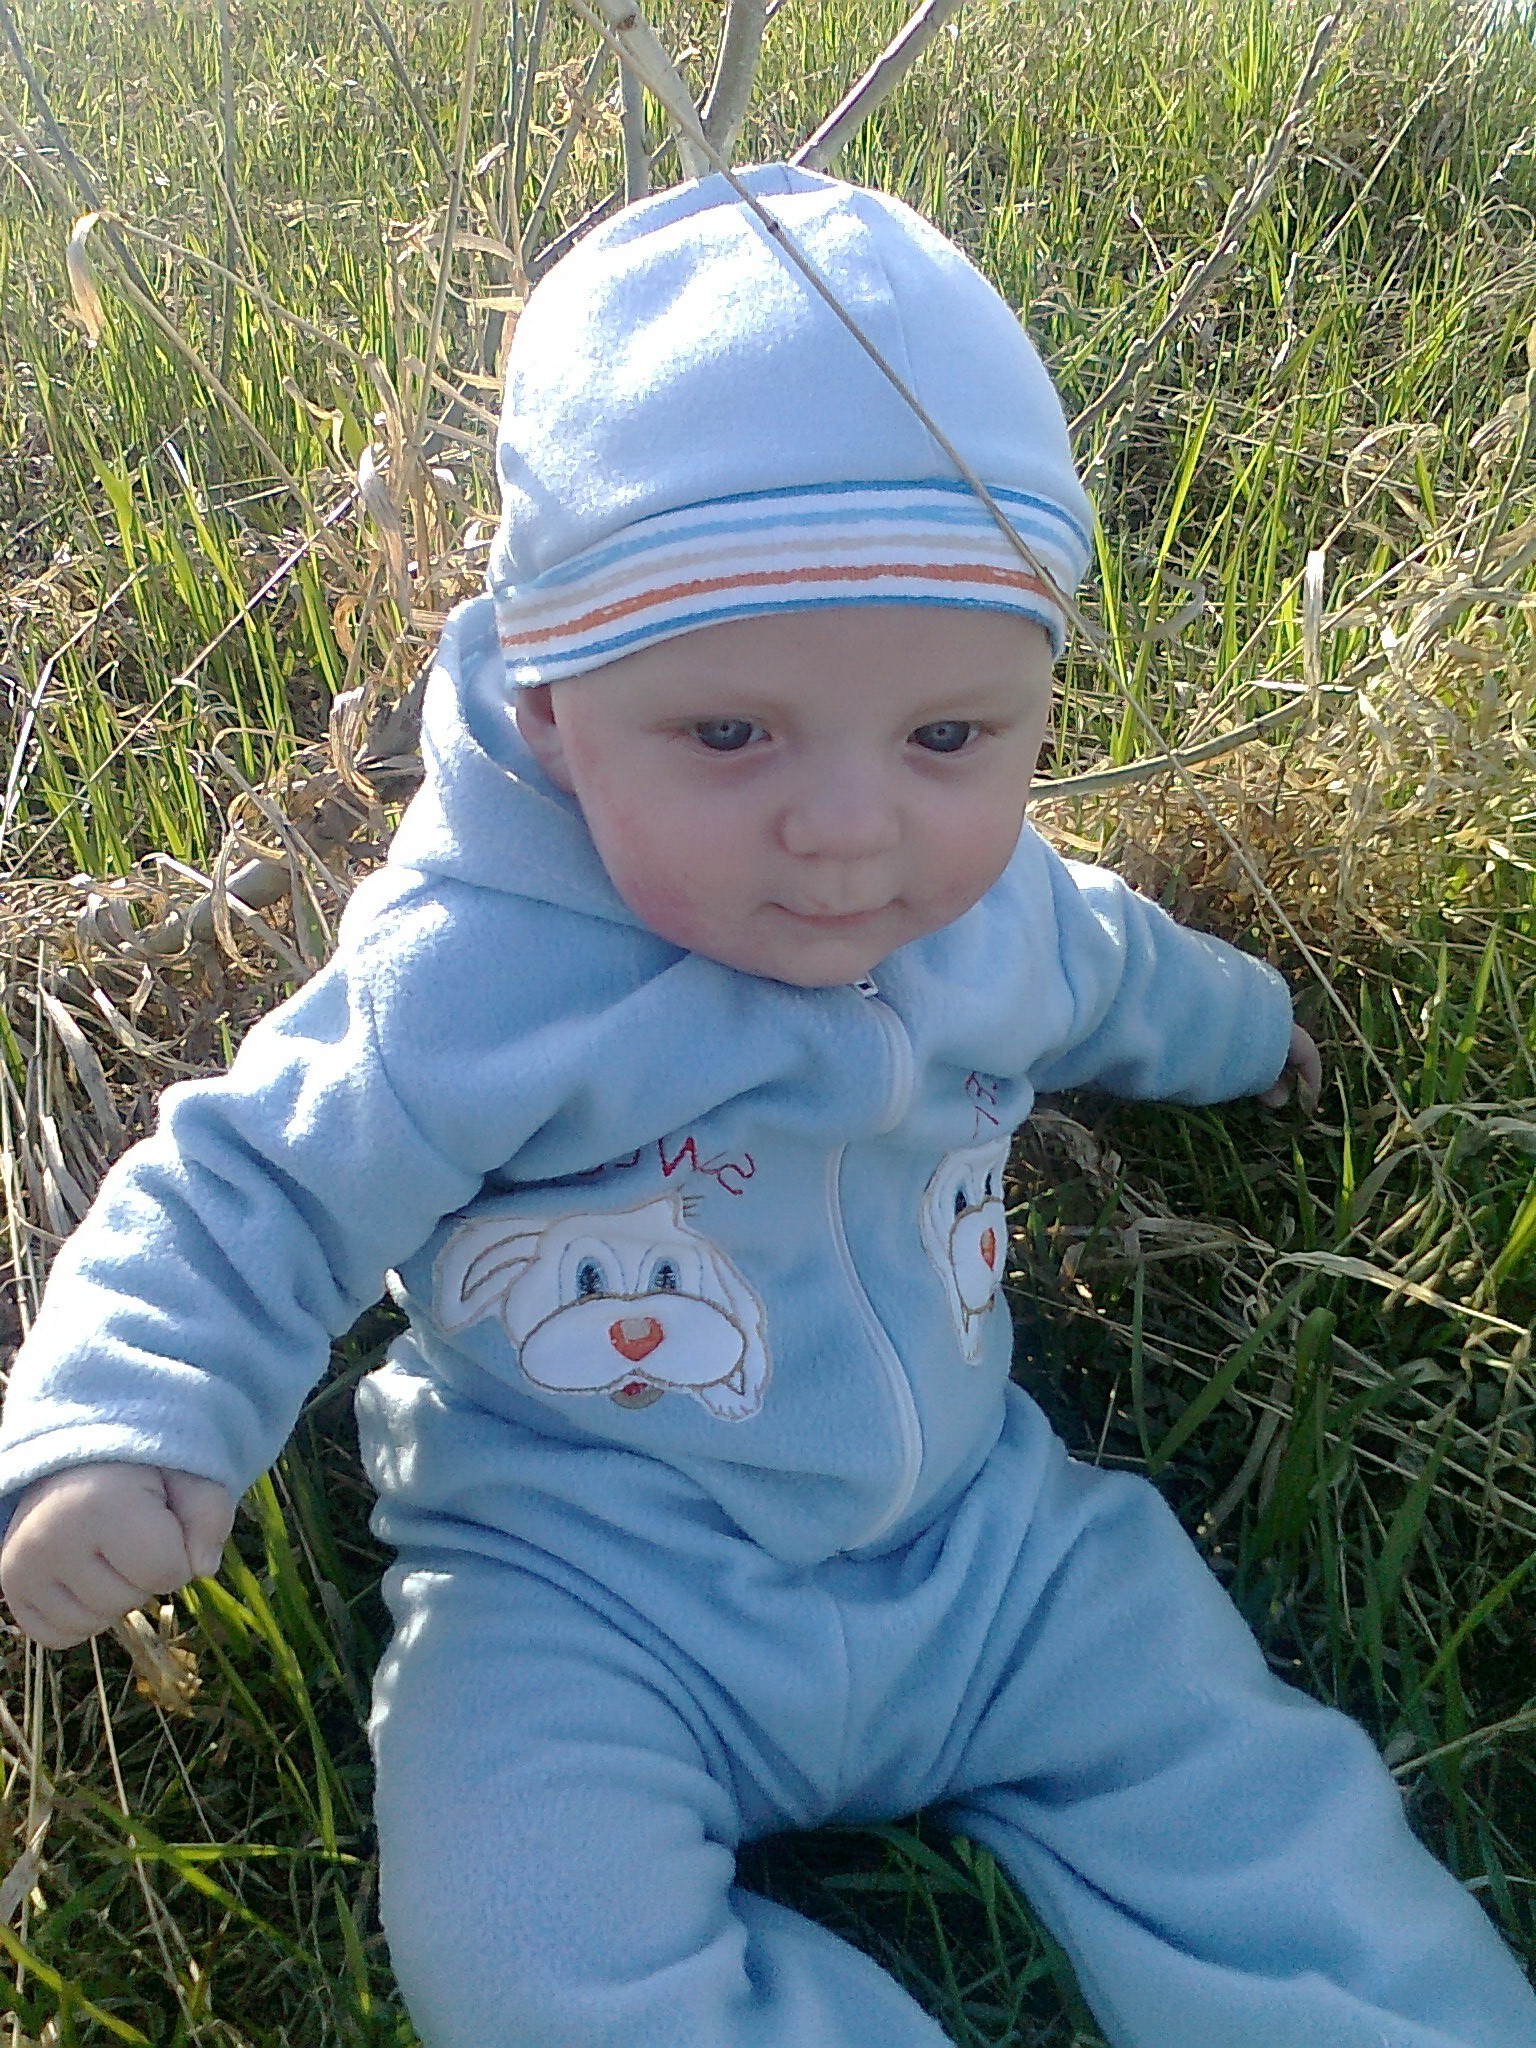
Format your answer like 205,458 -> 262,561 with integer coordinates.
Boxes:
488,163 -> 1094,683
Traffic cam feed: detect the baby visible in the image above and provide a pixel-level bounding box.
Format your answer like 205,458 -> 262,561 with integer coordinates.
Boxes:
2,165 -> 1533,2048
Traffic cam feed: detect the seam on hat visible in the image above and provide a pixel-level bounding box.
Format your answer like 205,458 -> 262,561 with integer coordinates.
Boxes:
856,190 -> 922,447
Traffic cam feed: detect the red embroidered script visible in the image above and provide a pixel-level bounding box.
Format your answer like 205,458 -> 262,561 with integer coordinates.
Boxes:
965,1071 -> 1002,1136
589,1135 -> 757,1197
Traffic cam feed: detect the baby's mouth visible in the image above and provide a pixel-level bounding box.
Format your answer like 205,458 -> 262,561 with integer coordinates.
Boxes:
779,902 -> 890,928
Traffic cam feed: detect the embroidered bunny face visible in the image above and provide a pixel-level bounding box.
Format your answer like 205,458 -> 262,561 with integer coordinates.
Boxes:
919,1138 -> 1011,1361
433,1195 -> 770,1420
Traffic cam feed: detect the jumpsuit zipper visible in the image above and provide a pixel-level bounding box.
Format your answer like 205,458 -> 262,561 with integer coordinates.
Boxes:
835,979 -> 922,1551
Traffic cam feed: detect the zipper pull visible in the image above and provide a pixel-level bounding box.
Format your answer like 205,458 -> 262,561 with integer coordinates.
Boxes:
853,974 -> 880,999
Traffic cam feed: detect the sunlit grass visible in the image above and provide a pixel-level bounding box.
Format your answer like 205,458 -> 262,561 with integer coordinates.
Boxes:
2,0 -> 1535,2039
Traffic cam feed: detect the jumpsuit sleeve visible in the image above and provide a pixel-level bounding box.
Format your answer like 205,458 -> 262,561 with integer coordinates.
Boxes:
0,912 -> 488,1537
1026,843 -> 1296,1105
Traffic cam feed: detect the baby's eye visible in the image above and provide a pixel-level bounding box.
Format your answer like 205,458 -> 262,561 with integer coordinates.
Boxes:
911,720 -> 978,755
692,718 -> 761,753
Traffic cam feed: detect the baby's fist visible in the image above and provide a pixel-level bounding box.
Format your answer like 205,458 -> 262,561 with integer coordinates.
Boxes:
1258,1023 -> 1323,1113
1,1464 -> 235,1649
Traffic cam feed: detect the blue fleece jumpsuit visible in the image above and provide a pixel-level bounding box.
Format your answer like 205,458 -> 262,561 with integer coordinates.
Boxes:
1,597 -> 1531,2048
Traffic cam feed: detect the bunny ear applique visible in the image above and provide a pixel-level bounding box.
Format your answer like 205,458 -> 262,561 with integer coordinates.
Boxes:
435,1218 -> 542,1331
693,1358 -> 765,1422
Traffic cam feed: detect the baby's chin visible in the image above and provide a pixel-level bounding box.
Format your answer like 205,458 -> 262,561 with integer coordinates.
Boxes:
666,932 -> 884,988
672,908 -> 923,988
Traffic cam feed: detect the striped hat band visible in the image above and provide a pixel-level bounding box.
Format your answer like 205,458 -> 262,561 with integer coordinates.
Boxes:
492,480 -> 1093,685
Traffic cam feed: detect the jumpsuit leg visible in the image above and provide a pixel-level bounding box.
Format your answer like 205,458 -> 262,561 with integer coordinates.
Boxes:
923,1403 -> 1536,2048
368,1552 -> 952,2048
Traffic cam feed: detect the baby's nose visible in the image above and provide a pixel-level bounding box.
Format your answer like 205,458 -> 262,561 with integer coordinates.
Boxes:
779,764 -> 900,861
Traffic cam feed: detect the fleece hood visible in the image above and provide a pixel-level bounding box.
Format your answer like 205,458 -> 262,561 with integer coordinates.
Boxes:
387,599 -> 638,925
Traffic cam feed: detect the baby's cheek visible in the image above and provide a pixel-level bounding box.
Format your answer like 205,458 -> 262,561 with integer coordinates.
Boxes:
580,806 -> 690,925
627,888 -> 697,950
928,841 -> 1018,924
603,857 -> 720,953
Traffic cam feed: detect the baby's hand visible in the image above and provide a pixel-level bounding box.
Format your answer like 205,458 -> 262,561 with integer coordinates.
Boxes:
0,1464 -> 235,1649
1258,1023 -> 1323,1113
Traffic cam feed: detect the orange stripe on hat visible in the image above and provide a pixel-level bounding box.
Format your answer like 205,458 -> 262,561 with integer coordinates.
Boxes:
498,558 -> 1055,650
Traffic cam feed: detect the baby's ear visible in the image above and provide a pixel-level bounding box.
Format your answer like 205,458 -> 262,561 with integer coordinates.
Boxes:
515,683 -> 576,792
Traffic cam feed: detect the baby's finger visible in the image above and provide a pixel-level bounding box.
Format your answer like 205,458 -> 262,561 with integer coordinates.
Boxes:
1295,1043 -> 1323,1111
5,1604 -> 84,1651
70,1547 -> 157,1621
98,1506 -> 198,1597
11,1579 -> 113,1651
161,1472 -> 236,1580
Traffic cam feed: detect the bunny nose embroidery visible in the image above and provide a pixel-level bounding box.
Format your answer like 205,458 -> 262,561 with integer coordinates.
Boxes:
610,1315 -> 664,1362
980,1227 -> 997,1270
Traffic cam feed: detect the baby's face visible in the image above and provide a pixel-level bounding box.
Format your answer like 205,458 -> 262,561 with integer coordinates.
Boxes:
516,607 -> 1054,987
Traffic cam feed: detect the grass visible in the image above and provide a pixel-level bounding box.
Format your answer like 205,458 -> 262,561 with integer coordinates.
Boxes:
2,0 -> 1535,2039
